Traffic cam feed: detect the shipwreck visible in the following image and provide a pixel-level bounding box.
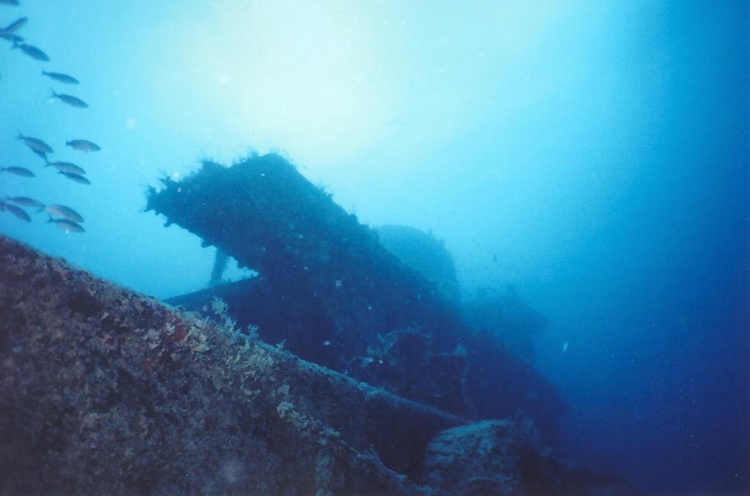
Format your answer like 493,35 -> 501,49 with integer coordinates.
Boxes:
0,153 -> 634,494
146,154 -> 564,429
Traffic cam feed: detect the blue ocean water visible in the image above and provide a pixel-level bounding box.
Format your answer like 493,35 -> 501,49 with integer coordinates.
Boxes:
1,1 -> 747,494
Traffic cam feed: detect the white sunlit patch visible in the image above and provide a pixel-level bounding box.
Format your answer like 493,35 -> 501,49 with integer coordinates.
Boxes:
146,0 -> 393,165
216,73 -> 230,85
222,257 -> 258,283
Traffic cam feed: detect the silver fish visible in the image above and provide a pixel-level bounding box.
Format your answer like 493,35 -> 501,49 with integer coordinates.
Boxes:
43,204 -> 84,223
5,196 -> 42,209
1,166 -> 35,177
51,91 -> 88,108
5,203 -> 31,222
66,139 -> 100,152
0,33 -> 22,43
58,171 -> 91,184
42,71 -> 79,85
0,16 -> 26,33
14,42 -> 49,62
17,132 -> 53,154
48,217 -> 85,233
46,160 -> 85,175
29,148 -> 47,161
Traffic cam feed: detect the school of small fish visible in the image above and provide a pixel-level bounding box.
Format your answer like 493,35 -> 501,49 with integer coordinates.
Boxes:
1,2 -> 100,234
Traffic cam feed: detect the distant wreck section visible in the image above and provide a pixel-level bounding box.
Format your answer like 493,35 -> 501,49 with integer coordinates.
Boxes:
146,154 -> 563,432
0,234 -> 628,495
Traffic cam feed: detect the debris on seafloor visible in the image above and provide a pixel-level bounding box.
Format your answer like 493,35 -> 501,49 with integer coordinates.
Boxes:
147,153 -> 565,434
424,417 -> 567,495
0,233 -> 600,495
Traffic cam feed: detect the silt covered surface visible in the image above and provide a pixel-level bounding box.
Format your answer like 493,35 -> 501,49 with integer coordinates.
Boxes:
0,234 -> 464,494
0,232 -> 633,494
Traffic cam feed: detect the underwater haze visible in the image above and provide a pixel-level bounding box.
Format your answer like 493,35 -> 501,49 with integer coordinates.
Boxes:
1,1 -> 748,494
